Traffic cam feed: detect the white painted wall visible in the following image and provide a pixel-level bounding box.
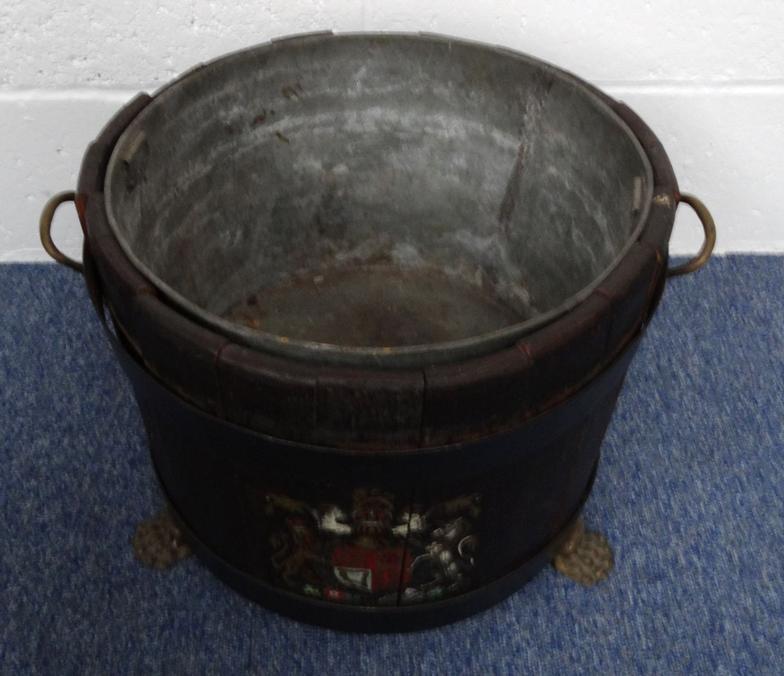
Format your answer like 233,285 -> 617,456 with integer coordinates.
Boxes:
2,1 -> 783,261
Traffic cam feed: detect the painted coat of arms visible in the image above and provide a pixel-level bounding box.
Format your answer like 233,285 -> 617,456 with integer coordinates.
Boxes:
263,488 -> 481,605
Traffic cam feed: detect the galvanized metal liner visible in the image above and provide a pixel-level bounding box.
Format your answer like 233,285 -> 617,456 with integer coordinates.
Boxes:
105,33 -> 653,367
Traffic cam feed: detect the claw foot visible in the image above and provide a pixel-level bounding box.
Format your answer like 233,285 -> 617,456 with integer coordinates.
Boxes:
552,518 -> 613,586
132,508 -> 192,570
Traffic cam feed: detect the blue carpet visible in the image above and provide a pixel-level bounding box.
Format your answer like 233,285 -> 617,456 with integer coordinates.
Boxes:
1,256 -> 782,674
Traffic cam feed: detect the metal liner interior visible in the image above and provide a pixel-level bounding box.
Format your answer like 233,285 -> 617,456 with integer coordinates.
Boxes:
105,33 -> 653,367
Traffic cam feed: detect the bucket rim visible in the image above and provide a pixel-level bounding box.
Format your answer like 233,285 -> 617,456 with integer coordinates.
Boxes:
104,31 -> 655,368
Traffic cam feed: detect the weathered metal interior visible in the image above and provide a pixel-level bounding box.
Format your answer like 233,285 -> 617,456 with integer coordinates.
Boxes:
105,34 -> 652,366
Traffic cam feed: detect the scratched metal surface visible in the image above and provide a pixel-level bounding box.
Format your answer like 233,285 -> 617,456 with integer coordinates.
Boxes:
104,34 -> 652,366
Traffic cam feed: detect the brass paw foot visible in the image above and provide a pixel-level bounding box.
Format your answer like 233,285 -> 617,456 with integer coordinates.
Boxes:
552,518 -> 613,586
132,508 -> 192,570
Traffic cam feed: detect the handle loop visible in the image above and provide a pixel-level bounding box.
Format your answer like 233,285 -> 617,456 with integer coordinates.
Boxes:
39,190 -> 83,273
667,193 -> 716,278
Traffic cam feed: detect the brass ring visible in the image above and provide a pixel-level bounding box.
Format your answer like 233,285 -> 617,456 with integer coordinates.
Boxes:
667,193 -> 716,277
39,190 -> 84,273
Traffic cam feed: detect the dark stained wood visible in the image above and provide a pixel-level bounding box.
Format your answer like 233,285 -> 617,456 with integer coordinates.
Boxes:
314,367 -> 424,449
217,343 -> 317,443
75,142 -> 103,227
421,347 -> 533,446
84,192 -> 153,339
597,242 -> 662,354
77,93 -> 152,194
640,197 -> 678,262
517,293 -> 611,415
129,293 -> 228,416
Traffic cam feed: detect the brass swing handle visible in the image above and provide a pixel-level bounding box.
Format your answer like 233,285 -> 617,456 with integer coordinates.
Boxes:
667,193 -> 716,278
39,190 -> 83,273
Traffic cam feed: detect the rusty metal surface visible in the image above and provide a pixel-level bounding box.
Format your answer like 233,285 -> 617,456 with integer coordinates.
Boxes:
224,264 -> 524,346
103,32 -> 654,368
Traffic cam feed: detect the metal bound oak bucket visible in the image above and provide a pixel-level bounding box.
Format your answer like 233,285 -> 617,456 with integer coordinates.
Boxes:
41,33 -> 715,631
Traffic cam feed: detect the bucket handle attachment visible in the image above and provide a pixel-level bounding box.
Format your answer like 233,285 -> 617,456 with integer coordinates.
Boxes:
39,190 -> 84,274
667,193 -> 716,278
